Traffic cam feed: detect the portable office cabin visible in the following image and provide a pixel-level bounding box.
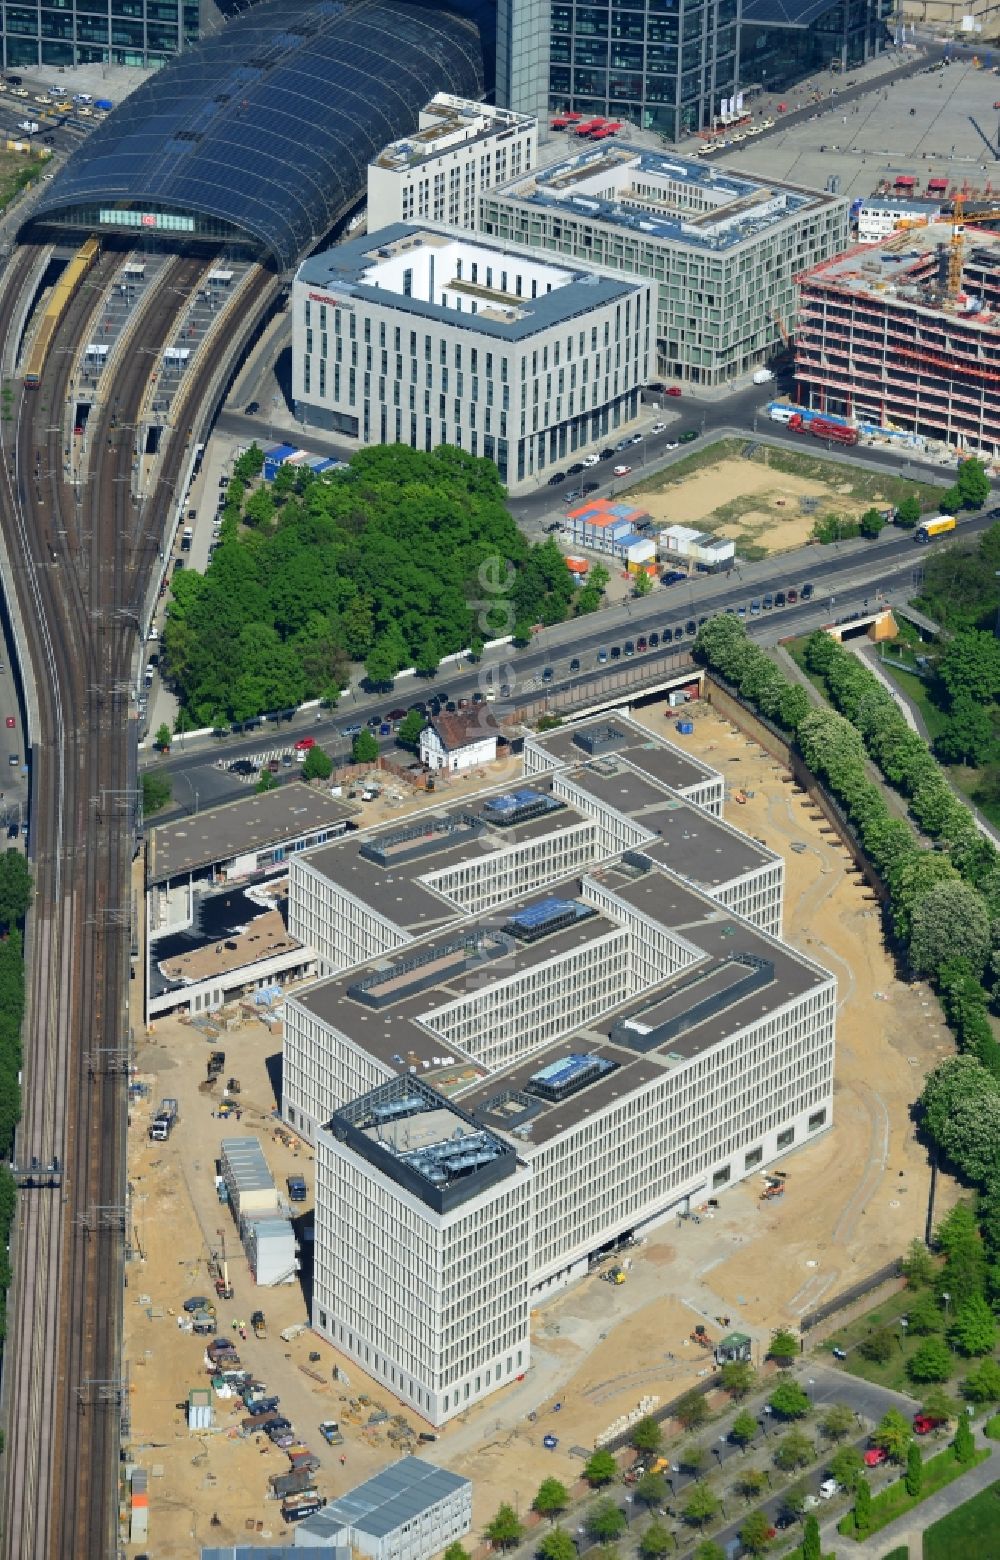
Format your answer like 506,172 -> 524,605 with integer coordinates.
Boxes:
221,1136 -> 279,1222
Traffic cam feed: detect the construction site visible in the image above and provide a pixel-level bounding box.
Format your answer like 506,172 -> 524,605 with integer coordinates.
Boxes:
796,212 -> 1000,458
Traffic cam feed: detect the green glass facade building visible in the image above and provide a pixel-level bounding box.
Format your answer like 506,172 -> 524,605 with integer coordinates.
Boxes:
0,0 -> 201,68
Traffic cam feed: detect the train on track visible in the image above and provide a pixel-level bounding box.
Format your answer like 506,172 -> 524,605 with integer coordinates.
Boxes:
23,236 -> 99,388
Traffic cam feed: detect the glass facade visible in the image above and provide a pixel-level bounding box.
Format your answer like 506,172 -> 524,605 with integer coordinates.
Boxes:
740,0 -> 892,95
548,0 -> 738,140
1,0 -> 200,68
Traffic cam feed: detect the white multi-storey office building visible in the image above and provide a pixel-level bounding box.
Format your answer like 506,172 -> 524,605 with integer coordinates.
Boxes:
308,860 -> 835,1426
478,145 -> 849,386
367,94 -> 537,233
291,225 -> 652,486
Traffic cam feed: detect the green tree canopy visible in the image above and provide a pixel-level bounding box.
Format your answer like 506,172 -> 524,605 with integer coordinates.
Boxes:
950,1293 -> 998,1356
906,1336 -> 954,1384
719,1361 -> 755,1400
584,1449 -> 618,1487
533,1479 -> 569,1520
859,507 -> 886,539
954,1411 -> 976,1466
819,1403 -> 857,1442
681,1484 -> 719,1529
638,1521 -> 671,1559
773,1429 -> 814,1471
485,1504 -> 524,1549
302,745 -> 333,781
674,1391 -> 709,1430
872,1408 -> 912,1462
829,1444 -> 864,1492
852,1477 -> 872,1537
767,1328 -> 799,1366
768,1379 -> 810,1419
739,1511 -> 773,1556
255,767 -> 278,793
142,772 -> 172,815
397,710 -> 426,748
734,1469 -> 767,1501
907,1291 -> 945,1337
0,852 -> 32,929
631,1416 -> 663,1455
903,1238 -> 938,1289
634,1472 -> 668,1511
536,1532 -> 575,1560
729,1409 -> 758,1449
896,493 -> 922,527
352,729 -> 379,765
587,1500 -> 627,1543
801,1513 -> 821,1560
963,1356 -> 1000,1403
905,1440 -> 923,1498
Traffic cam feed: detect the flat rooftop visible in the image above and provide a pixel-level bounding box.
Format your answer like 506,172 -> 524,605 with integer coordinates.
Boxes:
156,907 -> 301,990
146,782 -> 355,885
299,780 -> 595,935
494,145 -> 830,251
312,1454 -> 468,1539
374,93 -> 533,171
297,224 -> 644,341
295,882 -> 619,1077
531,715 -> 717,795
461,872 -> 829,1147
803,224 -> 1000,329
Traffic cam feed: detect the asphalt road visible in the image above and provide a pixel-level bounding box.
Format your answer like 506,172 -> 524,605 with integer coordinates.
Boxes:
145,502 -> 997,821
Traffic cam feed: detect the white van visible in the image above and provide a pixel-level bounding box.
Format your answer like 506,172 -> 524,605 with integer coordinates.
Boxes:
768,403 -> 797,424
818,1479 -> 839,1500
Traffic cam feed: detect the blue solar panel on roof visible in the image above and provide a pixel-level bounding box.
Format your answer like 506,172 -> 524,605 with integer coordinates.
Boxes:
31,0 -> 484,272
509,897 -> 578,930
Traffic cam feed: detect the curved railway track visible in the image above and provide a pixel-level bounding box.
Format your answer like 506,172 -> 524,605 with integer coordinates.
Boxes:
0,240 -> 277,1556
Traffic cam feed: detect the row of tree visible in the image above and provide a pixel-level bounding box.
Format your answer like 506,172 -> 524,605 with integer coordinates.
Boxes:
162,445 -> 585,727
916,514 -> 1000,633
0,850 -> 32,1347
695,616 -> 1000,1077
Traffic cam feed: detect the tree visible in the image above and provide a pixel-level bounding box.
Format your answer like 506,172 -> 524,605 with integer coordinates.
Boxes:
533,1479 -> 569,1520
778,1483 -> 808,1524
587,1500 -> 626,1543
739,1512 -> 773,1556
938,628 -> 1000,705
935,698 -> 995,768
443,1545 -> 468,1560
154,721 -> 172,752
633,568 -> 653,598
635,1472 -> 668,1512
920,1386 -> 961,1423
735,1469 -> 767,1501
693,1545 -> 726,1560
829,1444 -> 864,1492
938,1202 -> 988,1303
801,1513 -> 821,1560
583,1449 -> 618,1487
631,1416 -> 663,1455
681,1484 -> 719,1529
397,710 -> 426,749
852,1477 -> 872,1537
921,1060 -> 996,1149
953,1411 -> 976,1466
773,1429 -> 814,1471
720,1361 -> 755,1400
141,772 -> 172,815
859,507 -> 886,540
768,1379 -> 810,1420
908,1291 -> 946,1336
674,1390 -> 709,1430
963,1357 -> 1000,1404
0,851 -> 30,931
485,1505 -> 523,1550
302,745 -> 333,781
956,456 -> 991,510
729,1410 -> 758,1449
255,766 -> 278,793
352,729 -> 379,764
858,1327 -> 895,1364
872,1408 -> 912,1463
679,1443 -> 708,1476
537,1531 -> 575,1560
767,1328 -> 799,1367
638,1522 -> 671,1559
950,1293 -> 998,1357
909,880 -> 991,980
896,493 -> 921,528
905,1441 -> 923,1498
819,1403 -> 857,1442
907,1336 -> 953,1385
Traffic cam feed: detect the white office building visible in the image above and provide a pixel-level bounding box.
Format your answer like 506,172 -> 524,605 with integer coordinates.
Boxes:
291,225 -> 652,487
368,93 -> 537,233
856,198 -> 941,243
286,712 -> 833,1426
478,145 -> 850,386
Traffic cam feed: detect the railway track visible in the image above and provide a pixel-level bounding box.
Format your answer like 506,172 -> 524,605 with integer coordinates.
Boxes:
0,239 -> 275,1557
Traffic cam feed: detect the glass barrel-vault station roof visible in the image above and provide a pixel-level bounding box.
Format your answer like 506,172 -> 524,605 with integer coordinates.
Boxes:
30,0 -> 484,273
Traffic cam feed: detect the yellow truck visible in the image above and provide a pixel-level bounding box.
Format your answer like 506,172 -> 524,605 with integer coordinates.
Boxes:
914,514 -> 957,543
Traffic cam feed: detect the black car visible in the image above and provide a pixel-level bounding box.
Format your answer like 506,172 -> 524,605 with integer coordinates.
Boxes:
662,570 -> 686,586
610,645 -> 621,660
244,400 -> 260,415
568,461 -> 585,475
366,714 -> 382,728
599,447 -> 615,460
685,619 -> 697,635
581,482 -> 599,495
801,582 -> 814,600
547,471 -> 566,485
542,667 -> 554,681
544,521 -> 562,533
775,590 -> 786,607
445,701 -> 457,713
569,657 -> 580,672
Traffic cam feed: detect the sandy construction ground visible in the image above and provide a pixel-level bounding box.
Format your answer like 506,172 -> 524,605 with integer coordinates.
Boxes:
123,701 -> 957,1551
640,457 -> 888,554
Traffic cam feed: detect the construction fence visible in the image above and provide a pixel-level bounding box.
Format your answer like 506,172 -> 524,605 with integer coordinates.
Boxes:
799,1258 -> 905,1333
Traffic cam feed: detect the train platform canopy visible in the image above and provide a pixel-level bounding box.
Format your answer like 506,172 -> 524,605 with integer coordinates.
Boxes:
29,0 -> 483,273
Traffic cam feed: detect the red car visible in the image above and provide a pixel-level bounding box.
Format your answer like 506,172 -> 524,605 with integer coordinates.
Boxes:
666,386 -> 682,397
293,736 -> 316,752
913,1414 -> 946,1436
863,1447 -> 888,1467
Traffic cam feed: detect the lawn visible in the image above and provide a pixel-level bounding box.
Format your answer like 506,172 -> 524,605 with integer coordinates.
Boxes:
822,1288 -> 918,1390
838,1448 -> 990,1540
984,1414 -> 1000,1441
0,148 -> 46,214
922,1478 -> 1000,1559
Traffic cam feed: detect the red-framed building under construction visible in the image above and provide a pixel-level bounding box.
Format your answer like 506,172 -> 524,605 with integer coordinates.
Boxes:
795,225 -> 1000,457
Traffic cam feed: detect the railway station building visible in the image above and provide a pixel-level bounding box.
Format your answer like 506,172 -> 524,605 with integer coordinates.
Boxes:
287,712 -> 834,1425
290,224 -> 652,485
478,145 -> 849,385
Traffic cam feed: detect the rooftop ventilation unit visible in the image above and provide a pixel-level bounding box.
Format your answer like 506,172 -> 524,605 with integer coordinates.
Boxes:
502,896 -> 596,942
573,724 -> 627,757
480,789 -> 564,829
525,1052 -> 617,1103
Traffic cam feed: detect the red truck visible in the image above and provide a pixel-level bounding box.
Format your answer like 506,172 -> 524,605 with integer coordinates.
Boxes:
788,413 -> 859,447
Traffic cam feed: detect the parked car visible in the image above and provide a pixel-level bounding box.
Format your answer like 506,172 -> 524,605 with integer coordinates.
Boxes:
678,429 -> 698,442
568,462 -> 585,476
818,1479 -> 839,1499
667,386 -> 683,397
294,736 -> 316,751
319,1420 -> 345,1445
613,464 -> 632,477
662,570 -> 686,586
863,1447 -> 888,1467
547,470 -> 566,485
582,453 -> 600,468
599,447 -> 615,460
914,1414 -> 946,1435
787,587 -> 798,603
244,401 -> 260,415
651,422 -> 666,434
801,582 -> 814,599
